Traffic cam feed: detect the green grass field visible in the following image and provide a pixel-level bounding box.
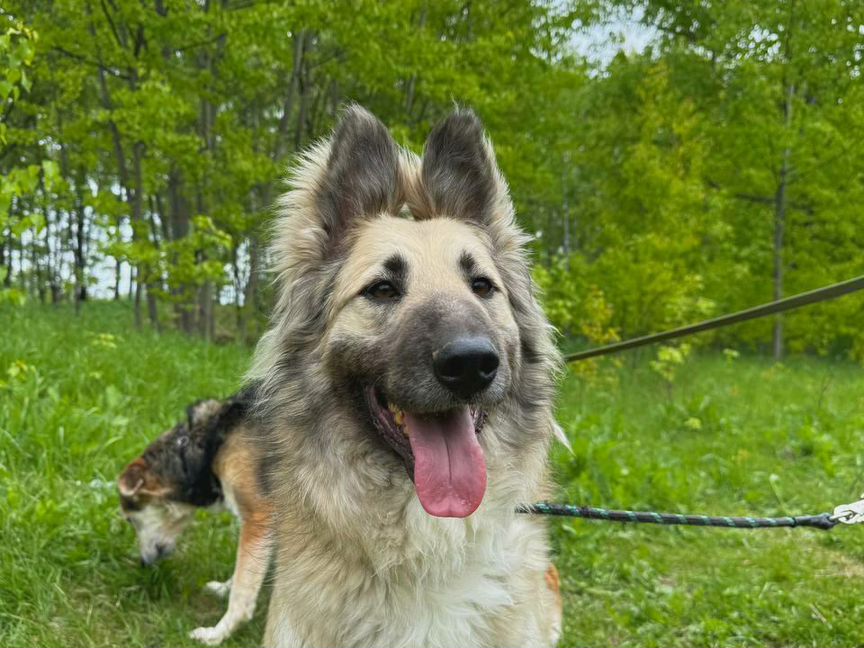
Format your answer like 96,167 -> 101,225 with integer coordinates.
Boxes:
2,303 -> 864,647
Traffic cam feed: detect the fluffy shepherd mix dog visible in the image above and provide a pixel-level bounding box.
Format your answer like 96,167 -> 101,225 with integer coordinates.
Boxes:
249,105 -> 563,648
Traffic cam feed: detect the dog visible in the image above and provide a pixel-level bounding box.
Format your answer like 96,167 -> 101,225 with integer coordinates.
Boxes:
117,386 -> 272,645
248,105 -> 564,647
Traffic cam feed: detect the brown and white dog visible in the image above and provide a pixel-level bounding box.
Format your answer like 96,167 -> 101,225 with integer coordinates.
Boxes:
117,387 -> 272,645
249,106 -> 564,647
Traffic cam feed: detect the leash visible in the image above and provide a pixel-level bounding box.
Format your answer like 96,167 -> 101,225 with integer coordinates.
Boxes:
565,274 -> 864,362
526,277 -> 864,531
518,496 -> 864,531
543,276 -> 864,532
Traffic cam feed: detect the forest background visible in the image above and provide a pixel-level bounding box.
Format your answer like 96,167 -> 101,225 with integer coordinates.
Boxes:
3,0 -> 862,358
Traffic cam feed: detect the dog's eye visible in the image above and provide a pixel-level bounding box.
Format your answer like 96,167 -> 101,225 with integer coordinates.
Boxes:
471,277 -> 495,298
364,280 -> 400,301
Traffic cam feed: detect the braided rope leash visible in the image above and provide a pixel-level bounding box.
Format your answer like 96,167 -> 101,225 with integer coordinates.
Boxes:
517,497 -> 864,531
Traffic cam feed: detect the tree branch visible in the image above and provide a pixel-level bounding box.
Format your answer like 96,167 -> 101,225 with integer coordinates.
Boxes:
99,0 -> 126,50
51,46 -> 131,79
706,179 -> 814,214
175,33 -> 228,53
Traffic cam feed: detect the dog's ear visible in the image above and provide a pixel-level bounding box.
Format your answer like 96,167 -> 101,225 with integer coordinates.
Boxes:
186,399 -> 221,429
220,394 -> 249,429
118,458 -> 170,499
118,460 -> 146,497
409,109 -> 508,226
316,104 -> 401,244
267,105 -> 402,327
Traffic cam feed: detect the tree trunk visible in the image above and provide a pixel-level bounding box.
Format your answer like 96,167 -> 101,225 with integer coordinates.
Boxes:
130,136 -> 146,329
245,230 -> 261,326
0,231 -> 6,285
133,267 -> 142,328
147,286 -> 160,332
191,1 -> 226,341
73,169 -> 89,313
231,243 -> 245,344
198,280 -> 214,341
404,8 -> 428,120
145,195 -> 162,332
773,149 -> 789,361
294,32 -> 314,149
41,181 -> 62,304
245,186 -> 268,328
89,5 -> 145,327
32,223 -> 45,303
3,200 -> 15,287
773,5 -> 796,362
114,258 -> 122,300
273,30 -> 305,162
167,168 -> 194,333
96,60 -> 140,321
561,163 -> 571,270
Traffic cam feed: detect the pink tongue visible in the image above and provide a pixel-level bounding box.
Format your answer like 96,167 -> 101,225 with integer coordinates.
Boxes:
405,408 -> 487,518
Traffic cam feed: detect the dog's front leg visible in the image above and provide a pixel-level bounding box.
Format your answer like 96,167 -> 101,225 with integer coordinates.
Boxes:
190,509 -> 272,645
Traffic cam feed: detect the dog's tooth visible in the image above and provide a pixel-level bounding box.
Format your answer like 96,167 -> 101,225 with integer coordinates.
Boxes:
394,411 -> 405,427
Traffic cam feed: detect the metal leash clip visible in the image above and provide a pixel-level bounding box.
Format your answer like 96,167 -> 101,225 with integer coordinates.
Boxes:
832,495 -> 864,525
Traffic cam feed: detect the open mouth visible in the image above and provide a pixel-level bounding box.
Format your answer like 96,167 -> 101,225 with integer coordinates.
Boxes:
365,386 -> 488,518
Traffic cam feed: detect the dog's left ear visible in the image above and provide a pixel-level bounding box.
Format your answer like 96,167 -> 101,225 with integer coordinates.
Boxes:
118,460 -> 146,497
317,104 -> 402,244
218,395 -> 248,430
410,109 -> 510,227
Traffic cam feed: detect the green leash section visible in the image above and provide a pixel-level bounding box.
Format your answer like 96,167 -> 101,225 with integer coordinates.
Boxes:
518,498 -> 864,531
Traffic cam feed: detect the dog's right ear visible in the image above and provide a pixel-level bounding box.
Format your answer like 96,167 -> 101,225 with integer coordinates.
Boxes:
118,460 -> 146,497
315,105 -> 401,246
186,399 -> 221,429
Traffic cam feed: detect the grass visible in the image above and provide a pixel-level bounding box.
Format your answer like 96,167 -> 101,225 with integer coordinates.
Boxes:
2,302 -> 864,646
0,302 -> 260,647
553,354 -> 864,646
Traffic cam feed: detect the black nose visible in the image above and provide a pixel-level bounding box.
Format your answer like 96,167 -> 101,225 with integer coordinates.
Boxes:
433,337 -> 499,399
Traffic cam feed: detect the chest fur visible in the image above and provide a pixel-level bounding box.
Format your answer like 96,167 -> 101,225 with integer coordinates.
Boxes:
268,508 -> 552,648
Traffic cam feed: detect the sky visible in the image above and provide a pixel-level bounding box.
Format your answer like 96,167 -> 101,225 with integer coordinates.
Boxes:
572,6 -> 658,67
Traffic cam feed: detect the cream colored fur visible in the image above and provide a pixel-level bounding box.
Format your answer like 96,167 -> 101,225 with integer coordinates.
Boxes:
251,107 -> 562,648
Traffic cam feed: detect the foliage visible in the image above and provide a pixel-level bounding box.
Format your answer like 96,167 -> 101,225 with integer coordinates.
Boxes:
0,0 -> 584,340
0,302 -> 253,646
556,0 -> 863,358
1,0 -> 862,355
0,19 -> 36,142
649,342 -> 692,384
0,18 -> 53,306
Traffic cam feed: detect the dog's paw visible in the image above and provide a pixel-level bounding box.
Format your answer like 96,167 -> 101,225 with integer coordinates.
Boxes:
190,626 -> 228,646
203,580 -> 231,599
